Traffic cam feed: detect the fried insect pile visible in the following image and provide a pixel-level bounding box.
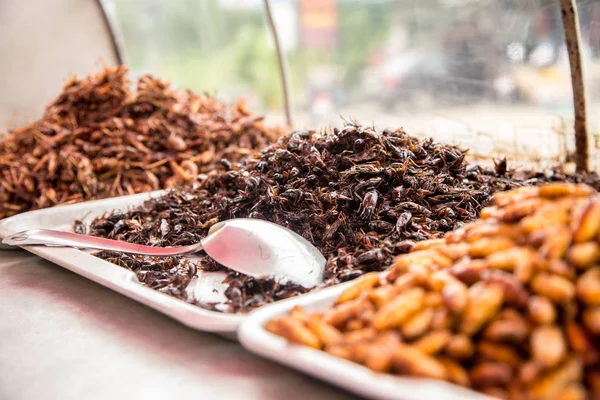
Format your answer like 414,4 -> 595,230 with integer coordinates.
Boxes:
0,66 -> 282,219
81,124 -> 600,313
267,183 -> 600,399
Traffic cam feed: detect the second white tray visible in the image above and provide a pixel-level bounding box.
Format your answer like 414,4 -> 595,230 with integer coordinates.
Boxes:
238,284 -> 492,400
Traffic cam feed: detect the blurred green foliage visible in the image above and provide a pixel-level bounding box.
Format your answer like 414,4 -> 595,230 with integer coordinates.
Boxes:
110,0 -> 395,110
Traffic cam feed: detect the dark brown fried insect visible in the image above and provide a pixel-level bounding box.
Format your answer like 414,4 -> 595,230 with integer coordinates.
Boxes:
360,190 -> 379,219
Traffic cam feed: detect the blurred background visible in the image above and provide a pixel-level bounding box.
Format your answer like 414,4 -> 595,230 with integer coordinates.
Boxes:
2,0 -> 600,168
104,0 -> 600,168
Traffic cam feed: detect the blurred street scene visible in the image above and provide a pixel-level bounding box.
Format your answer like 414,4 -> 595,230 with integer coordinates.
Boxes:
105,0 -> 600,168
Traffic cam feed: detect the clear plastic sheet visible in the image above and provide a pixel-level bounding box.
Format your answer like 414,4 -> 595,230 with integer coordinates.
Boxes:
104,0 -> 600,169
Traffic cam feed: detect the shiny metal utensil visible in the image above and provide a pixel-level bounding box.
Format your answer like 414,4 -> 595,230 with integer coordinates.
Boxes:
2,219 -> 326,288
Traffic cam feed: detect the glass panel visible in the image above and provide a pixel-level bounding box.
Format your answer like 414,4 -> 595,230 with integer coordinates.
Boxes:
578,0 -> 600,170
105,0 -> 600,169
105,0 -> 283,114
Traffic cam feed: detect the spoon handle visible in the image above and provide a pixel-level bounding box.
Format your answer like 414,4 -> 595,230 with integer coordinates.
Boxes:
2,229 -> 202,256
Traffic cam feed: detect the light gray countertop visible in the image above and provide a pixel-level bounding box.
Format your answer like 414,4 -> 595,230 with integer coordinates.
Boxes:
0,250 -> 358,400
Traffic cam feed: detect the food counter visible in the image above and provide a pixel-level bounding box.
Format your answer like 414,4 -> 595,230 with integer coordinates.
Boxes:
0,250 -> 355,400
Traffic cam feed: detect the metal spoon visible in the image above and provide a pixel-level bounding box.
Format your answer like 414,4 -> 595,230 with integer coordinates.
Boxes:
2,219 -> 326,288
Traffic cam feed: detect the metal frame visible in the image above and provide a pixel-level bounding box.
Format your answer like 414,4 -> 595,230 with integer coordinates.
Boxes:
560,0 -> 589,172
264,0 -> 293,127
93,0 -> 588,167
95,0 -> 126,66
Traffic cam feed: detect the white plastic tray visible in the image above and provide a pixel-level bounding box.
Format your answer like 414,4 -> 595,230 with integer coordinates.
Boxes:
0,192 -> 245,333
239,284 -> 492,400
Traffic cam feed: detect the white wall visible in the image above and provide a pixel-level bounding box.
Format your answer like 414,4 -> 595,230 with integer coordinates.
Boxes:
0,0 -> 119,130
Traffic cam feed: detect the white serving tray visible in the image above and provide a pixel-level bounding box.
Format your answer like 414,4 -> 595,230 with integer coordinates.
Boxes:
0,192 -> 245,334
239,284 -> 492,400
